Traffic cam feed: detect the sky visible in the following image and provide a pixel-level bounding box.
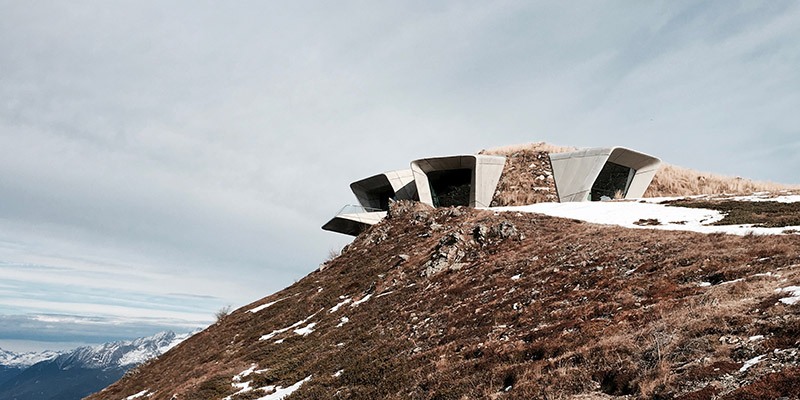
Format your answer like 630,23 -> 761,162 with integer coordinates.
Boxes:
1,1 -> 798,352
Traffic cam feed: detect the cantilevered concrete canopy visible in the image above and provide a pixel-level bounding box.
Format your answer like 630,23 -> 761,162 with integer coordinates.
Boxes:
549,147 -> 661,202
411,154 -> 506,208
350,169 -> 417,211
321,205 -> 387,236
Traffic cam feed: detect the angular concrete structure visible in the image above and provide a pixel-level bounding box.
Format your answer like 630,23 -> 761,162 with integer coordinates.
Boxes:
411,155 -> 506,208
322,169 -> 418,236
321,205 -> 386,236
549,147 -> 661,202
322,145 -> 662,237
350,169 -> 417,211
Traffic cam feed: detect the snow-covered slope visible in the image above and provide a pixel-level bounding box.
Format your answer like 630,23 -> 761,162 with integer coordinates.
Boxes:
494,194 -> 800,236
0,348 -> 60,368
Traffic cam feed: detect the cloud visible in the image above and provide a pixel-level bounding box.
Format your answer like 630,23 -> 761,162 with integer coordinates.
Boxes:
0,313 -> 195,345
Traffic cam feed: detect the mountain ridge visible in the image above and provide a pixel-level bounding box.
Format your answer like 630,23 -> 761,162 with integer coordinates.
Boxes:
0,330 -> 192,400
0,347 -> 61,368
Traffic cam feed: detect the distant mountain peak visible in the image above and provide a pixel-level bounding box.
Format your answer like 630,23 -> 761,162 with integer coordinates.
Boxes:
53,331 -> 192,370
0,347 -> 61,368
0,330 -> 196,400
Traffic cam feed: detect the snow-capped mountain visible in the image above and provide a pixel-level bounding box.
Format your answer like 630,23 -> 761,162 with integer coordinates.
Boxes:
52,330 -> 191,370
0,347 -> 61,368
0,330 -> 194,400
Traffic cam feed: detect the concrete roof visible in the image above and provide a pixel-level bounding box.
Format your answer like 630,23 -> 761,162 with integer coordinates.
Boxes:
321,208 -> 387,236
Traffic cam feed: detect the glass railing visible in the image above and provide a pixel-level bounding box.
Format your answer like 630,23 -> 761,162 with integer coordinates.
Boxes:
335,204 -> 384,215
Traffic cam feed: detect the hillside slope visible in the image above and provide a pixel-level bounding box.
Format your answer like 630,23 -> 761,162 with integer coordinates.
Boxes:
90,201 -> 800,399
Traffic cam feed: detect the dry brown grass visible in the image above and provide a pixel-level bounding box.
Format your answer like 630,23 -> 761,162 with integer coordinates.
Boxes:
480,141 -> 576,156
480,142 -> 575,206
645,164 -> 799,197
487,149 -> 560,207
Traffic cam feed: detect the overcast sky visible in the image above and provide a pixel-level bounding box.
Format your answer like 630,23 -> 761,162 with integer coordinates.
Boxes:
1,1 -> 798,352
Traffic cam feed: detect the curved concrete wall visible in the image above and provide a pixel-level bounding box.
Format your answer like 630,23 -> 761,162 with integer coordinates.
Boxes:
411,154 -> 506,208
321,210 -> 387,236
349,169 -> 417,210
549,147 -> 660,202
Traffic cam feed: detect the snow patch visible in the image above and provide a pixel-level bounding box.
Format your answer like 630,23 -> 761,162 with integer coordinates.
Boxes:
777,286 -> 800,305
224,380 -> 253,400
728,194 -> 800,203
351,294 -> 372,307
293,322 -> 316,336
336,316 -> 349,327
494,199 -> 800,236
329,298 -> 351,313
223,365 -> 271,400
511,274 -> 521,281
234,365 -> 257,381
124,390 -> 152,399
249,298 -> 284,313
739,354 -> 765,372
259,312 -> 318,341
255,376 -> 312,400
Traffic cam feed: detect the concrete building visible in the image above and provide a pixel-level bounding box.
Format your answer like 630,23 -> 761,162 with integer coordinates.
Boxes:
350,169 -> 417,211
322,146 -> 661,236
549,147 -> 661,202
321,205 -> 387,236
411,155 -> 506,208
322,170 -> 417,236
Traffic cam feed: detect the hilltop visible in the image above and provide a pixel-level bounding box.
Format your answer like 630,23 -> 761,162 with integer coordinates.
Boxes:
90,198 -> 800,399
88,143 -> 800,399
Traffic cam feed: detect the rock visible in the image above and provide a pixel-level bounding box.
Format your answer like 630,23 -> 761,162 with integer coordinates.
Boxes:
387,200 -> 433,219
422,233 -> 468,276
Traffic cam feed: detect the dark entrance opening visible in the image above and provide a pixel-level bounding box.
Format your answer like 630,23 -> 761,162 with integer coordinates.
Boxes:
591,162 -> 635,201
372,186 -> 395,211
428,168 -> 472,207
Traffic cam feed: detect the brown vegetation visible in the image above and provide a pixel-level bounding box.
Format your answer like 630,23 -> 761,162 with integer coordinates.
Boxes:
664,199 -> 800,228
644,164 -> 798,198
480,142 -> 577,156
481,142 -> 573,206
90,200 -> 800,400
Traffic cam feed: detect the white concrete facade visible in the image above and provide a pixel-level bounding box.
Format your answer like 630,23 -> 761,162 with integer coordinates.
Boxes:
411,155 -> 506,208
323,146 -> 661,236
321,208 -> 387,236
323,169 -> 417,236
350,169 -> 417,211
549,147 -> 661,202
